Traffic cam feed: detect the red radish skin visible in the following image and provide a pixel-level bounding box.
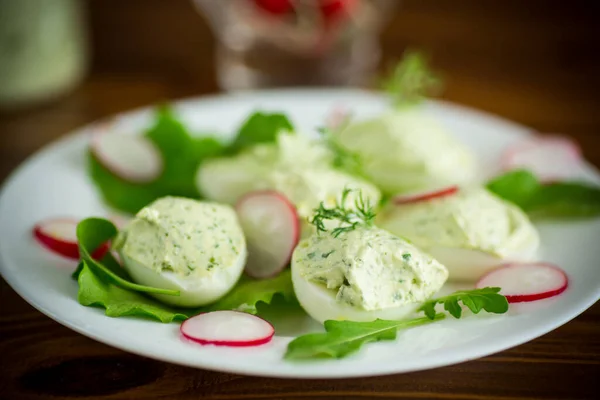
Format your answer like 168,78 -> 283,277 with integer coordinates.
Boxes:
393,186 -> 459,205
476,263 -> 568,303
91,131 -> 163,184
235,191 -> 300,279
180,311 -> 275,347
326,106 -> 352,131
501,135 -> 582,180
33,218 -> 108,260
320,0 -> 355,22
253,0 -> 292,15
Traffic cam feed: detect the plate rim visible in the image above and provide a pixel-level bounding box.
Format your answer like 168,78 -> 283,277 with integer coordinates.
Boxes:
1,88 -> 599,379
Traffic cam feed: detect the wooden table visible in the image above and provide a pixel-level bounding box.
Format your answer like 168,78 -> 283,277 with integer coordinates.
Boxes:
1,1 -> 599,399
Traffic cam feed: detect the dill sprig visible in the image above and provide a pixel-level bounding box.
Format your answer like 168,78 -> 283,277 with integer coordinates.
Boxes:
381,49 -> 443,108
317,127 -> 363,178
310,188 -> 376,237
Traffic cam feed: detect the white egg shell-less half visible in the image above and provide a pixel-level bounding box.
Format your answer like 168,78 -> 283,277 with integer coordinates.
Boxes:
425,243 -> 538,282
377,189 -> 541,282
121,249 -> 247,307
291,264 -> 419,324
115,197 -> 248,308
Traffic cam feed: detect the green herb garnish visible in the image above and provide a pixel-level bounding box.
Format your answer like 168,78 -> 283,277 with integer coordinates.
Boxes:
310,188 -> 376,237
285,313 -> 445,360
317,126 -> 364,178
418,287 -> 509,320
381,49 -> 442,108
487,169 -> 600,219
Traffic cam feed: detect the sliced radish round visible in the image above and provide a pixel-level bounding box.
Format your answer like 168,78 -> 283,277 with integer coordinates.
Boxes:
91,132 -> 163,183
326,106 -> 352,131
235,191 -> 300,279
180,311 -> 274,347
476,262 -> 568,303
501,135 -> 582,180
393,186 -> 459,205
33,218 -> 108,260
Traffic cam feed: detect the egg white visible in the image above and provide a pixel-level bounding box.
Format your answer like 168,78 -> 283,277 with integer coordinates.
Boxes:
291,263 -> 419,323
121,246 -> 247,308
426,239 -> 538,282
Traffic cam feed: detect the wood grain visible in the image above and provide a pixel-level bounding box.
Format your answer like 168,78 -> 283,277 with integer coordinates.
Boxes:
1,0 -> 599,399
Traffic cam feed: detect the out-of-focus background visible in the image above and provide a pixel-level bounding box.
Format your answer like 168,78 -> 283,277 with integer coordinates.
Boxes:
1,0 -> 599,181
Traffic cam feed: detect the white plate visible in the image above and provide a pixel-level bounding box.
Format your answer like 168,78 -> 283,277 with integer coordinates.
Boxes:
1,89 -> 599,379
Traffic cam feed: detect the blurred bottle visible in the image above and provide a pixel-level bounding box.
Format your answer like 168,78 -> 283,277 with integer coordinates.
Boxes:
193,0 -> 396,91
0,0 -> 88,111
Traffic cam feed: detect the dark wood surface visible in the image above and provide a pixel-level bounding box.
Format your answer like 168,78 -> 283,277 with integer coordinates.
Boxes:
1,1 -> 599,399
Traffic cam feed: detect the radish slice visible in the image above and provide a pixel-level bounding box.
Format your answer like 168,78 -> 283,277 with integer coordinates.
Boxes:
393,186 -> 459,205
235,191 -> 300,279
501,135 -> 582,180
326,106 -> 352,131
33,218 -> 108,260
91,132 -> 163,183
476,262 -> 568,303
180,311 -> 274,347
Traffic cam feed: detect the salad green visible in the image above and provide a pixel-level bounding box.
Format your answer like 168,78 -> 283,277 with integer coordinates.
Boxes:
285,314 -> 445,360
418,287 -> 508,320
74,218 -> 297,322
91,108 -> 295,214
286,287 -> 509,359
487,169 -> 600,219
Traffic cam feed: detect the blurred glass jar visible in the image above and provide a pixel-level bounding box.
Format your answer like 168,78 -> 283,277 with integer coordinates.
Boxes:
0,0 -> 88,110
193,0 -> 396,91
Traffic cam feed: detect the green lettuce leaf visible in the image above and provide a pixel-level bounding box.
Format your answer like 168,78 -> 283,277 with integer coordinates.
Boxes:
285,314 -> 445,360
77,218 -> 179,295
90,106 -> 226,214
226,112 -> 294,155
77,261 -> 190,323
73,218 -> 297,321
487,169 -> 600,219
75,262 -> 297,322
205,269 -> 296,314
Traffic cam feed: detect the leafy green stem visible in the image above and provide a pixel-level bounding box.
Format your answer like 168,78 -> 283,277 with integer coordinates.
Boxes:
285,313 -> 445,360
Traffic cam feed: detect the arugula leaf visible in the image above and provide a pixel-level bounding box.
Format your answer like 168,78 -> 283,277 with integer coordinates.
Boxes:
487,169 -> 600,219
205,269 -> 296,314
381,49 -> 442,108
227,112 -> 294,155
76,217 -> 179,296
419,287 -> 508,320
90,106 -> 226,214
285,314 -> 445,360
77,261 -> 190,323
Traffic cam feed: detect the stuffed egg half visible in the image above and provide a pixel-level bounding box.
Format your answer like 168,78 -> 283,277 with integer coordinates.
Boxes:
331,108 -> 476,195
291,226 -> 448,323
197,132 -> 381,235
377,187 -> 539,281
113,196 -> 247,307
